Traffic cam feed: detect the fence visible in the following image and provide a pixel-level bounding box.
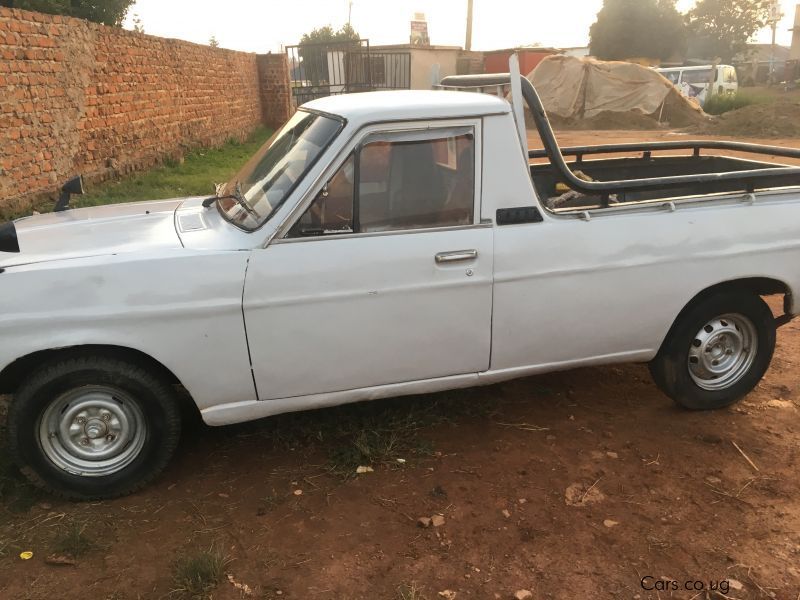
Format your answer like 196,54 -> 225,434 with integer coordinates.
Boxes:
286,40 -> 411,105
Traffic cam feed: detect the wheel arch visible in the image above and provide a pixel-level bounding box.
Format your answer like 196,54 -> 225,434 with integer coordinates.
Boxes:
0,344 -> 185,396
655,276 -> 791,357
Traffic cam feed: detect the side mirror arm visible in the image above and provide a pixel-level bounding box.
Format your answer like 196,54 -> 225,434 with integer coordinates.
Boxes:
54,175 -> 85,212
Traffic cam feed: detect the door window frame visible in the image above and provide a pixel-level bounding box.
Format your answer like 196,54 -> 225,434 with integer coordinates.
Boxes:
270,118 -> 484,245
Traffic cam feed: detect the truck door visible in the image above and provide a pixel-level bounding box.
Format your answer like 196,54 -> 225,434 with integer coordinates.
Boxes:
243,121 -> 493,400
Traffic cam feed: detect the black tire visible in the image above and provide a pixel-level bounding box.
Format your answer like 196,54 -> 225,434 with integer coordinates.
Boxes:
649,291 -> 776,410
7,356 -> 181,500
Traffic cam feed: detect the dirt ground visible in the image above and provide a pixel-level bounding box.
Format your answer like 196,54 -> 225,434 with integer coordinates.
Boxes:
2,130 -> 800,600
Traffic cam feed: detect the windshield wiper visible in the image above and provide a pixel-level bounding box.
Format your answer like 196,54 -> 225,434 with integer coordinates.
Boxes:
201,182 -> 258,218
202,194 -> 236,207
203,194 -> 259,218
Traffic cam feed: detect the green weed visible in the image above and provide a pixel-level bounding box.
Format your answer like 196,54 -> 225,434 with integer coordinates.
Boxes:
704,91 -> 765,115
172,545 -> 230,599
51,522 -> 93,558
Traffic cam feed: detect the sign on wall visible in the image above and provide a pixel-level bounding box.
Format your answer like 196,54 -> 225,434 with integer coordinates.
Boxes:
411,12 -> 430,46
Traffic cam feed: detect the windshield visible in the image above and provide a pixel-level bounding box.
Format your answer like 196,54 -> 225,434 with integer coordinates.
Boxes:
217,110 -> 343,230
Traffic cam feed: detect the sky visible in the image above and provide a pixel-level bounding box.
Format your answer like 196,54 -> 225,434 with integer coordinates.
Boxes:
123,0 -> 798,54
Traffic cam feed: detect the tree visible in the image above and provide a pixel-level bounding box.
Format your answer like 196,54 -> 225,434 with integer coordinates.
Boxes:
209,35 -> 219,48
298,24 -> 362,85
0,0 -> 134,26
299,23 -> 361,46
589,0 -> 687,61
686,0 -> 771,61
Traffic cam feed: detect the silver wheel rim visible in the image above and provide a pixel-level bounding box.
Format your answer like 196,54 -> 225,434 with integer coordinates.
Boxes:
688,313 -> 758,391
37,385 -> 147,477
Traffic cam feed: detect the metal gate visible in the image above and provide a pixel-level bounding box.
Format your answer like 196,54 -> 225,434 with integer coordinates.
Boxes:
286,39 -> 411,105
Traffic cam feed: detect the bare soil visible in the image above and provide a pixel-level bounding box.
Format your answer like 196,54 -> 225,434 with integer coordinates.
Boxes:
2,132 -> 800,600
549,110 -> 670,131
546,91 -> 800,137
697,98 -> 800,138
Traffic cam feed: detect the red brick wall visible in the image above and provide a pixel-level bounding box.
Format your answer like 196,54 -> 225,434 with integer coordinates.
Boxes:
258,53 -> 293,129
0,7 -> 292,214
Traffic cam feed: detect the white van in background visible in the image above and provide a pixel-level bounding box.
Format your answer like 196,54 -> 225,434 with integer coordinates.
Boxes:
656,65 -> 739,107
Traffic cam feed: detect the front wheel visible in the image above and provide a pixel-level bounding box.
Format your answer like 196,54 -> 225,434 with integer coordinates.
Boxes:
649,291 -> 776,410
8,356 -> 181,500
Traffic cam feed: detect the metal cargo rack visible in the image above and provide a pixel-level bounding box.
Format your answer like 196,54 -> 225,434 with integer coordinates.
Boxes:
440,74 -> 800,208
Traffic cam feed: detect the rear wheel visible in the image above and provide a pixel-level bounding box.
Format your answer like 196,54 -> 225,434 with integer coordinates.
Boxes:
649,291 -> 775,410
8,356 -> 181,500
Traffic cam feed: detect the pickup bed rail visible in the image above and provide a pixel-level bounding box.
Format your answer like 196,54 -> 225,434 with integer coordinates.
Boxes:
439,74 -> 800,206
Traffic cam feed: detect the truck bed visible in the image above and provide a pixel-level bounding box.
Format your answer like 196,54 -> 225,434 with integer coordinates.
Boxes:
531,154 -> 800,211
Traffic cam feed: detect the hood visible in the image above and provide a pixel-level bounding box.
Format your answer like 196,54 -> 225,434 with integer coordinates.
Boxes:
0,199 -> 186,269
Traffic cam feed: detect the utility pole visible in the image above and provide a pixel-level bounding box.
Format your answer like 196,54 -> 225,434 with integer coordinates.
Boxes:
771,20 -> 777,82
348,1 -> 353,25
465,0 -> 474,51
768,0 -> 782,84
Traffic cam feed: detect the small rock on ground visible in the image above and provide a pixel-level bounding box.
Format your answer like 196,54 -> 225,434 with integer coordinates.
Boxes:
603,519 -> 619,528
564,482 -> 605,506
728,579 -> 744,591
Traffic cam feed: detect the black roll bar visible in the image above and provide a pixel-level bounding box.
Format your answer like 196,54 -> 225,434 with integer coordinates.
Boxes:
439,74 -> 800,199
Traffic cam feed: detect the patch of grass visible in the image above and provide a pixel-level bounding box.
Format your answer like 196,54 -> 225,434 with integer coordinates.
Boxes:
323,403 -> 440,477
429,484 -> 448,499
4,127 -> 273,221
77,127 -> 273,207
397,582 -> 426,600
172,545 -> 230,599
0,405 -> 44,515
244,388 -> 500,478
704,91 -> 765,115
257,489 -> 285,515
0,455 -> 42,515
51,522 -> 92,558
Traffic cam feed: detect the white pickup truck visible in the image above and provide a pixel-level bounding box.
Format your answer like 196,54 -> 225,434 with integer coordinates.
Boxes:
2,74 -> 799,499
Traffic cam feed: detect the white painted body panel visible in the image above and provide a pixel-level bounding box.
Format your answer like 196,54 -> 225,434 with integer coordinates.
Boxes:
176,197 -> 267,251
1,199 -> 184,269
1,91 -> 798,428
0,251 -> 255,410
491,194 -> 800,372
244,227 -> 494,400
302,90 -> 509,125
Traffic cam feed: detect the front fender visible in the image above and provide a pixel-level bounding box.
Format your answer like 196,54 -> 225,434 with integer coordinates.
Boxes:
0,250 -> 256,410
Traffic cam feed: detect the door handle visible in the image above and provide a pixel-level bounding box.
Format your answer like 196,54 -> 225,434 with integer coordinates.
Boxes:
435,249 -> 478,264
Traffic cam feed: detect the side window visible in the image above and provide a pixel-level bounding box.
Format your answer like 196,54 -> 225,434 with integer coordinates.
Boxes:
289,154 -> 355,237
360,132 -> 474,232
682,69 -> 713,84
288,130 -> 475,237
663,70 -> 679,84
